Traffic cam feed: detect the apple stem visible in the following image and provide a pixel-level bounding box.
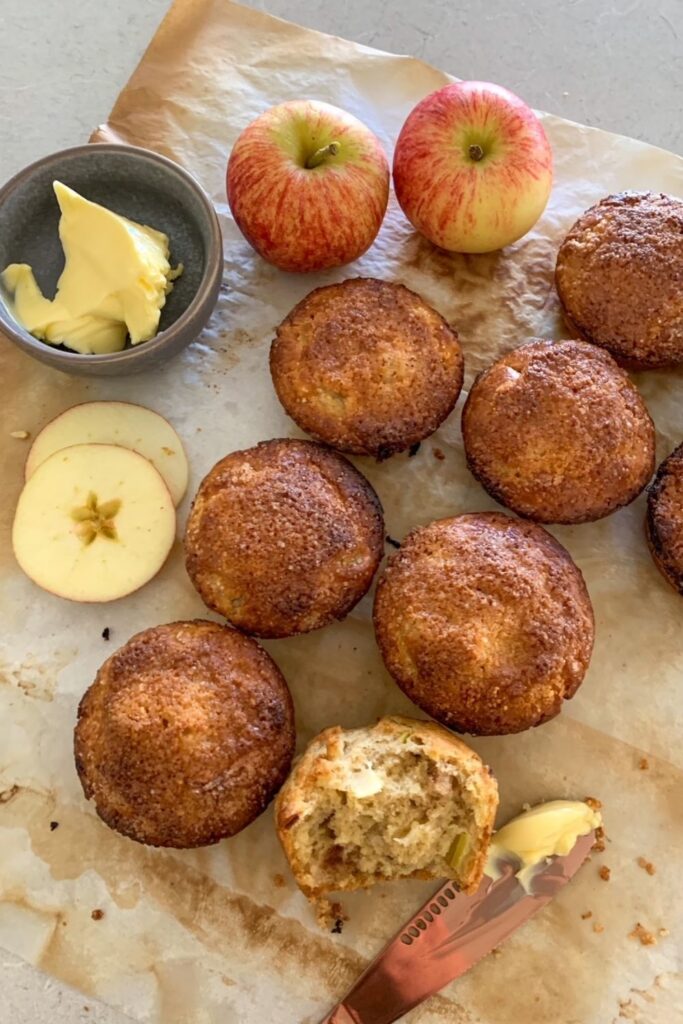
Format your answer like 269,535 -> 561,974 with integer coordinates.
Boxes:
468,143 -> 485,162
305,141 -> 341,169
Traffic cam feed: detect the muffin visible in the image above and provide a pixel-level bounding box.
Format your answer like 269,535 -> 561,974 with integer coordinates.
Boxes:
647,442 -> 683,594
555,192 -> 683,369
373,512 -> 595,735
185,438 -> 384,638
276,716 -> 498,907
270,278 -> 464,458
462,339 -> 655,524
74,620 -> 295,848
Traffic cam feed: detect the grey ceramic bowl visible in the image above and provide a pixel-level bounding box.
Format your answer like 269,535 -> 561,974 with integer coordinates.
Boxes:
0,143 -> 222,376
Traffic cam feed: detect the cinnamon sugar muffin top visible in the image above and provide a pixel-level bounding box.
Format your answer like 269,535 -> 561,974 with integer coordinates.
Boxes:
555,192 -> 683,369
185,439 -> 384,637
462,339 -> 655,524
270,278 -> 463,458
75,620 -> 295,848
647,442 -> 683,594
373,512 -> 594,735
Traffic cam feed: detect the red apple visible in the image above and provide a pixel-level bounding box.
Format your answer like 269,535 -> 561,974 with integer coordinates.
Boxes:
393,82 -> 553,253
227,100 -> 390,272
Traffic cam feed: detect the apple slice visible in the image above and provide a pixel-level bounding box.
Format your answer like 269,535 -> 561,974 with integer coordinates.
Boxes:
13,443 -> 176,603
25,401 -> 188,507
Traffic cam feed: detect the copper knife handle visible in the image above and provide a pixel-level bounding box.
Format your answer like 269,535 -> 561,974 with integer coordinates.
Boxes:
319,876 -> 492,1024
321,1008 -> 359,1024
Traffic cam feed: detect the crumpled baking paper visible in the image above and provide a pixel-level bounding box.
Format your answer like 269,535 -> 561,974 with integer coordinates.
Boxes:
0,1 -> 681,1021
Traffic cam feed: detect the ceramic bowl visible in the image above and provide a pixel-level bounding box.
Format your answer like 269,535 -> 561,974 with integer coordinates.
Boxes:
0,143 -> 223,376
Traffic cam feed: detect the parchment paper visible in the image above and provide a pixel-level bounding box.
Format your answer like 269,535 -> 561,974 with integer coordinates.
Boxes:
1,2 -> 681,1021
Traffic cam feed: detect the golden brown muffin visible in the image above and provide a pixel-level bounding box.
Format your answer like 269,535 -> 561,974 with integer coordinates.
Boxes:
373,512 -> 595,735
462,339 -> 655,524
276,716 -> 498,908
270,278 -> 464,458
555,192 -> 683,369
74,620 -> 295,848
647,442 -> 683,593
185,438 -> 384,638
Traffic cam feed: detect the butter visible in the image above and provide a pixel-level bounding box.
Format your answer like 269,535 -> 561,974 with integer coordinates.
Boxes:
1,182 -> 181,355
486,800 -> 601,890
341,766 -> 383,799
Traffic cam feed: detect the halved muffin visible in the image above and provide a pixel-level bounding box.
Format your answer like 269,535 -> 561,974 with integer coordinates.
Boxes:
276,715 -> 498,907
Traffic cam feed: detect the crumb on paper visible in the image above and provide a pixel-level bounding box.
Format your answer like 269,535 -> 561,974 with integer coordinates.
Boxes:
49,821 -> 59,831
385,535 -> 401,549
658,928 -> 670,937
315,898 -> 347,930
637,856 -> 656,875
592,922 -> 605,934
629,922 -> 657,946
408,442 -> 421,457
273,873 -> 286,888
585,795 -> 602,811
581,911 -> 593,920
599,865 -> 611,881
328,901 -> 348,934
432,447 -> 445,461
91,909 -> 104,921
638,757 -> 649,770
102,627 -> 110,641
10,430 -> 30,439
593,826 -> 606,853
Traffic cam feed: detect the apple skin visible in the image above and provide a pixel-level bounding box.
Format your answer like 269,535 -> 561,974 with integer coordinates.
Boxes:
227,100 -> 390,272
392,82 -> 553,254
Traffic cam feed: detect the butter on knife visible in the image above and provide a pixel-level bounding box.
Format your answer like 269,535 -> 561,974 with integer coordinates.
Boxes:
485,799 -> 602,891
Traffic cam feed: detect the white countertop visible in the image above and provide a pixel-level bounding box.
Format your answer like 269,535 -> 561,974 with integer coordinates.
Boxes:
1,1 -> 682,1021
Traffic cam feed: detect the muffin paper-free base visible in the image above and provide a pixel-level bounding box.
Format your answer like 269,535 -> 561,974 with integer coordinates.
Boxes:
1,1 -> 682,1021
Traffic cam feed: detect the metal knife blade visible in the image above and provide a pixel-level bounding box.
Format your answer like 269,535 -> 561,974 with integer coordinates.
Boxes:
320,830 -> 595,1024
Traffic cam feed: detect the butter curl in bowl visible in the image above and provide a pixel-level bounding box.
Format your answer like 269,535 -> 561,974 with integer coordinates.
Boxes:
0,144 -> 222,376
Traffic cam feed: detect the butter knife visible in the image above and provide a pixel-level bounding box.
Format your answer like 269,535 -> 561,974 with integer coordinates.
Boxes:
320,829 -> 595,1024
